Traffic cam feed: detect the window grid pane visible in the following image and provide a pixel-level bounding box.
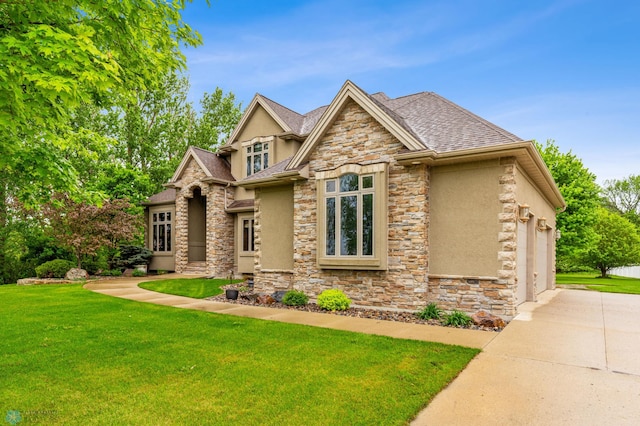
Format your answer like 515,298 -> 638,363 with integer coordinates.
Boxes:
340,174 -> 359,192
362,194 -> 373,255
326,197 -> 336,255
340,195 -> 358,255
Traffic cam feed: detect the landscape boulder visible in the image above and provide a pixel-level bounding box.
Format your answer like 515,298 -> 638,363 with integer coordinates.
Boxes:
257,295 -> 276,305
471,310 -> 506,328
65,268 -> 89,281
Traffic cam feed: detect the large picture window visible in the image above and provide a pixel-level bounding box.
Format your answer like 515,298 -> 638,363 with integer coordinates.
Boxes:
317,164 -> 387,270
325,174 -> 374,257
152,210 -> 172,253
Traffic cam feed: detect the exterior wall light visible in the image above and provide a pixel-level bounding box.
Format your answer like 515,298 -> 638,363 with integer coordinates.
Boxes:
537,217 -> 547,231
555,229 -> 561,240
518,204 -> 530,223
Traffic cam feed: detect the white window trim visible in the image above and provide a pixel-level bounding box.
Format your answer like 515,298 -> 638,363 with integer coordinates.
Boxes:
316,163 -> 388,270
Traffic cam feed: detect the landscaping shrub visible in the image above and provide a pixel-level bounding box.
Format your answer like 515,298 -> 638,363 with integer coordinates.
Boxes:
317,289 -> 351,311
35,259 -> 76,279
99,269 -> 123,277
443,310 -> 473,327
282,290 -> 309,306
417,302 -> 443,320
113,245 -> 153,269
132,269 -> 147,277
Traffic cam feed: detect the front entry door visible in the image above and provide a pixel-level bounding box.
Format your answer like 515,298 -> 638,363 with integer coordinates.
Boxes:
188,188 -> 206,262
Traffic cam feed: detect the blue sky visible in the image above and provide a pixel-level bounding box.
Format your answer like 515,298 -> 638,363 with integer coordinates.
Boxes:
181,0 -> 639,183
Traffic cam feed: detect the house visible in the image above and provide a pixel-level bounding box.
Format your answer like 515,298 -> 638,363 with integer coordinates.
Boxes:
143,80 -> 565,319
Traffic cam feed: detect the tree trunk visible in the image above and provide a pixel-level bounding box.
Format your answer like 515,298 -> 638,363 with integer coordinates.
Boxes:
599,265 -> 608,278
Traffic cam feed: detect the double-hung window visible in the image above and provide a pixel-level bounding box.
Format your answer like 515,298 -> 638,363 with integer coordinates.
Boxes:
317,163 -> 387,270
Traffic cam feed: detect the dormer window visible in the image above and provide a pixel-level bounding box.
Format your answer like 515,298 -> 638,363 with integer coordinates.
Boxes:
246,140 -> 270,176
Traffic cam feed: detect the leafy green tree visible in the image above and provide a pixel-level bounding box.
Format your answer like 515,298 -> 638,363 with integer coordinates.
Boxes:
43,195 -> 142,269
602,175 -> 640,227
0,0 -> 203,282
535,140 -> 600,270
105,72 -> 242,192
583,207 -> 640,277
187,87 -> 244,152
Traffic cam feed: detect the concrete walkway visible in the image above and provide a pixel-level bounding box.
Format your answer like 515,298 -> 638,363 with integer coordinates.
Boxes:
85,276 -> 640,424
412,289 -> 640,425
83,274 -> 496,349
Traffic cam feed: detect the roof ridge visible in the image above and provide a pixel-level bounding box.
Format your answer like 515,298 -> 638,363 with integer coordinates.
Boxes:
258,94 -> 303,118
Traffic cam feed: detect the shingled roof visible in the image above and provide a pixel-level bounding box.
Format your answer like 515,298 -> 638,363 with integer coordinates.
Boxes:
259,95 -> 327,136
254,83 -> 522,155
190,146 -> 235,182
379,91 -> 522,152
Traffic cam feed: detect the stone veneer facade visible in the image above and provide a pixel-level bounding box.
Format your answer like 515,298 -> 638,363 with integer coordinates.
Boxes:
255,100 -> 430,310
174,158 -> 235,277
254,101 -> 519,317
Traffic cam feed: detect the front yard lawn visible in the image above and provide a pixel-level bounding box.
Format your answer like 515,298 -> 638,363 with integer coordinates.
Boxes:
0,284 -> 478,425
556,272 -> 640,295
139,277 -> 243,298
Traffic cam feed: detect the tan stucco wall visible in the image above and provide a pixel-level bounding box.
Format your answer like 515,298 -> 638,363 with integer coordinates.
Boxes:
429,161 -> 503,277
515,165 -> 557,229
257,186 -> 294,270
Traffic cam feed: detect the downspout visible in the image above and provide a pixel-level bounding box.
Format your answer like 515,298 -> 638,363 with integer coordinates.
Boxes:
224,182 -> 231,210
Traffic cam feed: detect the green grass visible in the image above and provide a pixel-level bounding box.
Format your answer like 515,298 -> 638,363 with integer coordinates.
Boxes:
138,277 -> 243,298
0,284 -> 479,425
556,272 -> 640,295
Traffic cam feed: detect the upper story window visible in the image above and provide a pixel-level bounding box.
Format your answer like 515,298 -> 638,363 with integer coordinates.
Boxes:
246,141 -> 270,176
152,210 -> 172,253
316,163 -> 388,270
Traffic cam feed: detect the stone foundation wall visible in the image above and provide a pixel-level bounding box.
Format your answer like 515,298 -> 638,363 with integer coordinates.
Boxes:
253,270 -> 294,293
427,275 -> 513,317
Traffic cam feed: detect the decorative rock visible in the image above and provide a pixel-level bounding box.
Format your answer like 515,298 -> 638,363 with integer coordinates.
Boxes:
271,291 -> 287,303
65,268 -> 89,281
257,295 -> 276,305
471,311 -> 506,328
241,293 -> 259,303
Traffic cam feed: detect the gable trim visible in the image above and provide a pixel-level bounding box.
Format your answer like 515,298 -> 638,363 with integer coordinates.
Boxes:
223,95 -> 291,147
171,146 -> 213,182
288,81 -> 424,169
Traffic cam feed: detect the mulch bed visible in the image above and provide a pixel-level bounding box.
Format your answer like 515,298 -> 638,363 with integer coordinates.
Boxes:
206,288 -> 503,332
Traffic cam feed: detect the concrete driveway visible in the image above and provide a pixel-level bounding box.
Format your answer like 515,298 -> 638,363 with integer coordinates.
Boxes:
413,289 -> 640,425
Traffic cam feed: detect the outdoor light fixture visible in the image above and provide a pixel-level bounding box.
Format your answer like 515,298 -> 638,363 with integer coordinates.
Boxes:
555,229 -> 561,240
518,204 -> 530,223
537,217 -> 547,231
